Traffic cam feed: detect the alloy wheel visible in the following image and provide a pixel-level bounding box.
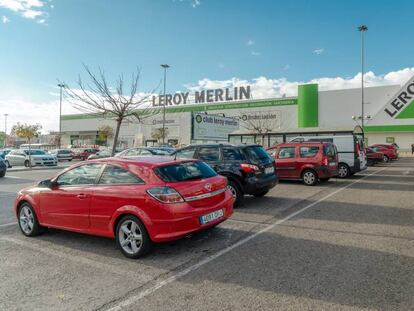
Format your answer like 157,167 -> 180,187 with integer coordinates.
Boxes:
303,171 -> 316,185
118,220 -> 143,255
338,165 -> 348,178
228,185 -> 237,199
19,206 -> 34,235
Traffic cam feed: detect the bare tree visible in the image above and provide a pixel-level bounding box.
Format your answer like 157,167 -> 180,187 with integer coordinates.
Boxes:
239,113 -> 277,146
63,65 -> 160,155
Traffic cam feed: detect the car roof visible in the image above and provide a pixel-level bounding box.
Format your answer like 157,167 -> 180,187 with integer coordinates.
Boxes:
87,156 -> 196,168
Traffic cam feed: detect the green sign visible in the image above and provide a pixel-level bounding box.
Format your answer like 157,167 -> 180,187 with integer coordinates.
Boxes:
386,137 -> 395,143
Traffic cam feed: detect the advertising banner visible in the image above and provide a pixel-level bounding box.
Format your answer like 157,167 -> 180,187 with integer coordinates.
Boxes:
192,113 -> 239,141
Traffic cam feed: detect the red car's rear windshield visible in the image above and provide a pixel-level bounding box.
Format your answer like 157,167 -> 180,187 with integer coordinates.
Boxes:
155,161 -> 217,182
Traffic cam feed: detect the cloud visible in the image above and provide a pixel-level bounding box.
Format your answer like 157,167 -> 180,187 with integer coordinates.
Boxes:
185,67 -> 414,100
246,39 -> 254,46
283,64 -> 290,70
0,0 -> 48,21
251,51 -> 261,56
173,0 -> 200,8
313,48 -> 324,55
1,15 -> 9,23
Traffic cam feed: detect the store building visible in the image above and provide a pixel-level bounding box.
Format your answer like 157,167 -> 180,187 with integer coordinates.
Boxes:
61,76 -> 414,150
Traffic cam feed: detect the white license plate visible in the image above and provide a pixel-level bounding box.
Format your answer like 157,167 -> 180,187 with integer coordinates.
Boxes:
264,167 -> 275,174
329,162 -> 337,167
200,209 -> 224,225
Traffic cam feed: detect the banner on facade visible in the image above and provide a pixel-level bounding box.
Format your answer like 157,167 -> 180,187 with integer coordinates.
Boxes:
192,113 -> 239,141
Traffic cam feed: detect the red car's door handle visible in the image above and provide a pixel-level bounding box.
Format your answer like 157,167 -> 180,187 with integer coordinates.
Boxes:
77,193 -> 88,199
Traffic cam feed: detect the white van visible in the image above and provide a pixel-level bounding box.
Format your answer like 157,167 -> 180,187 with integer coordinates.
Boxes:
290,135 -> 367,178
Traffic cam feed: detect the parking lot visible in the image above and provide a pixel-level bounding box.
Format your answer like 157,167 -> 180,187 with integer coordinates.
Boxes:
1,158 -> 413,311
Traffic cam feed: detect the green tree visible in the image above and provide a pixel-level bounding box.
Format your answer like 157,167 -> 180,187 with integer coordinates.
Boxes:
11,123 -> 42,168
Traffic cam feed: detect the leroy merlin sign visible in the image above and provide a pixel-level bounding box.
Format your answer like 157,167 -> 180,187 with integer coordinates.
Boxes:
384,76 -> 414,119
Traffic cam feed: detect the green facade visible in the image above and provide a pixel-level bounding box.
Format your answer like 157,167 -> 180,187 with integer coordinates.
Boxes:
298,84 -> 318,127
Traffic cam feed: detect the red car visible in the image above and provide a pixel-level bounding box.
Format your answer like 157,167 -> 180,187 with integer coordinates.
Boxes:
14,157 -> 234,258
73,148 -> 99,160
369,145 -> 398,162
269,142 -> 338,186
366,147 -> 384,166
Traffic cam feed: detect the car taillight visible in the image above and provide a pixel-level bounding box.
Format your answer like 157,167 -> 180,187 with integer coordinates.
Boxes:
355,143 -> 360,157
322,156 -> 328,166
240,163 -> 260,174
146,187 -> 184,204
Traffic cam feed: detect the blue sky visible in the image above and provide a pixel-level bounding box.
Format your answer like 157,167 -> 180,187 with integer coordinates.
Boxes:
1,0 -> 413,131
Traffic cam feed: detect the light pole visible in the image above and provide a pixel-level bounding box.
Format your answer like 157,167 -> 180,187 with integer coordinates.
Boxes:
57,83 -> 65,148
160,64 -> 170,145
358,25 -> 368,132
3,114 -> 8,148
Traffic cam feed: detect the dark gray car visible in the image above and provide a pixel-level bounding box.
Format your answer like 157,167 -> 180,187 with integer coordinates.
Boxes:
0,157 -> 7,178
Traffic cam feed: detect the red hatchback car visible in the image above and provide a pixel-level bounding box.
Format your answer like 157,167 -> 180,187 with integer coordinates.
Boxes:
14,157 -> 234,258
369,144 -> 398,162
269,142 -> 338,186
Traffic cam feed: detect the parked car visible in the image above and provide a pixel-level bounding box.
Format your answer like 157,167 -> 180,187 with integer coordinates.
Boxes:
117,147 -> 175,157
87,150 -> 112,160
268,142 -> 338,186
369,145 -> 398,162
0,157 -> 7,177
173,144 -> 278,206
50,149 -> 73,162
14,157 -> 234,258
290,134 -> 367,178
73,148 -> 99,160
366,147 -> 384,166
6,149 -> 58,167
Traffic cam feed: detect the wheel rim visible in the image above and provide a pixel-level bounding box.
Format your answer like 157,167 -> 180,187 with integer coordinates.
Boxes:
24,161 -> 29,167
338,165 -> 348,178
303,172 -> 315,185
118,220 -> 143,255
383,156 -> 388,163
19,206 -> 34,234
228,185 -> 237,199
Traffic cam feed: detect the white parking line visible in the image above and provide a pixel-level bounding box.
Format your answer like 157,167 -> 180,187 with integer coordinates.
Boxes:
105,166 -> 389,311
0,222 -> 17,228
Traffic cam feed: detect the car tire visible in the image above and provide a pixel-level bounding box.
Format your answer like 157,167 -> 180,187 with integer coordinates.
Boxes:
5,160 -> 11,168
320,177 -> 330,182
24,160 -> 30,167
338,163 -> 350,178
18,202 -> 44,237
253,190 -> 269,197
68,159 -> 72,162
227,180 -> 243,207
302,170 -> 318,186
116,215 -> 152,259
383,155 -> 389,163
0,171 -> 5,178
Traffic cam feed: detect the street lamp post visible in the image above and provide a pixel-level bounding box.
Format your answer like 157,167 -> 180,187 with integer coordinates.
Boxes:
3,114 -> 8,148
160,64 -> 170,145
358,25 -> 368,133
57,83 -> 65,148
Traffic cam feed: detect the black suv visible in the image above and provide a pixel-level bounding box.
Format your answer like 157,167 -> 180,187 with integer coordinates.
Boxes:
173,144 -> 278,206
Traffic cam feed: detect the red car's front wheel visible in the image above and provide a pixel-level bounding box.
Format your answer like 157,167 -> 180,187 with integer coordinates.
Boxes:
18,203 -> 44,237
116,215 -> 152,259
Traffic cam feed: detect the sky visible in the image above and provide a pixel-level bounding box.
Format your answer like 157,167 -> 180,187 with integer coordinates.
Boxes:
1,0 -> 414,133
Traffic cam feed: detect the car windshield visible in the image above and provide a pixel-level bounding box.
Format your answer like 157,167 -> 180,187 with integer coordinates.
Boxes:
24,150 -> 47,155
58,150 -> 71,154
155,161 -> 217,182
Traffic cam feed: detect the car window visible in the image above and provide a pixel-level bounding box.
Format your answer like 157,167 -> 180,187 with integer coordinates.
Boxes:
57,164 -> 102,186
125,149 -> 140,156
323,144 -> 336,157
223,147 -> 244,161
175,147 -> 196,159
98,165 -> 143,184
155,161 -> 217,182
278,147 -> 296,159
243,146 -> 272,163
140,149 -> 153,155
197,147 -> 220,161
300,146 -> 320,158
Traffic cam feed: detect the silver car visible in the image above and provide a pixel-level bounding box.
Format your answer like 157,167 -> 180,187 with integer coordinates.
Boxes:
6,149 -> 58,167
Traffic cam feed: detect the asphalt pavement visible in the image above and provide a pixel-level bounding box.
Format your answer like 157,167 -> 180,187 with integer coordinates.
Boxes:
0,158 -> 413,311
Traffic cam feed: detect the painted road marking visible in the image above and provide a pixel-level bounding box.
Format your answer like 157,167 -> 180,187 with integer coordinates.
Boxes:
0,222 -> 17,228
104,166 -> 389,311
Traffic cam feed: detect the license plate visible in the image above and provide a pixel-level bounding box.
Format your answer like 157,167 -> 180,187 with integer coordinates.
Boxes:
264,167 -> 275,174
200,209 -> 224,225
329,162 -> 337,167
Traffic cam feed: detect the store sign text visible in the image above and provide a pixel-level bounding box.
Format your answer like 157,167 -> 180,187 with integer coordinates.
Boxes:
384,76 -> 414,118
152,86 -> 251,107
